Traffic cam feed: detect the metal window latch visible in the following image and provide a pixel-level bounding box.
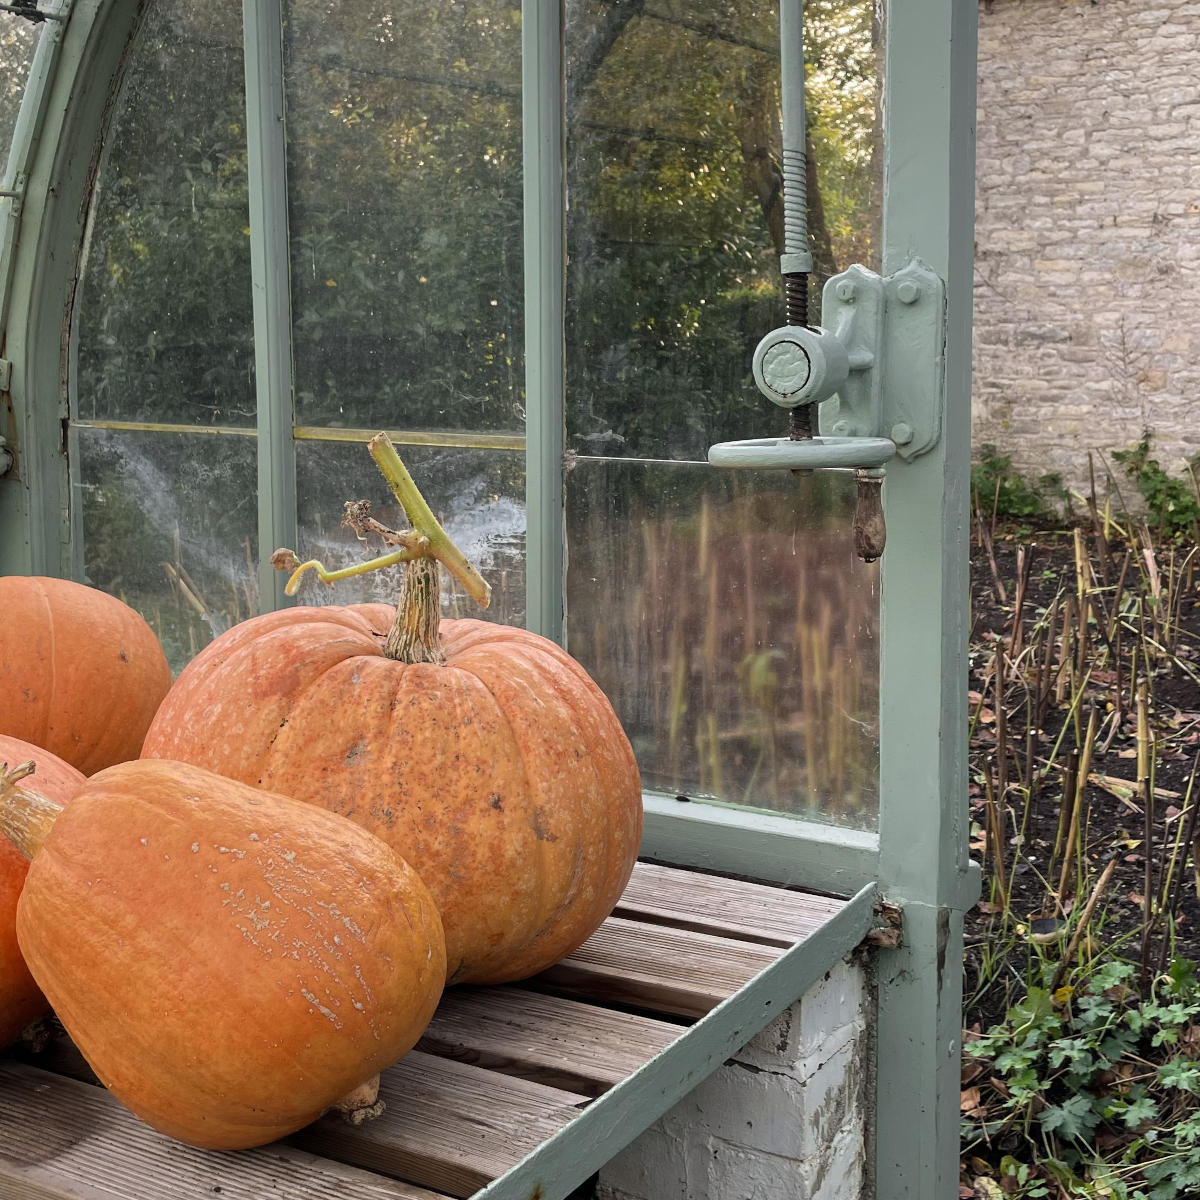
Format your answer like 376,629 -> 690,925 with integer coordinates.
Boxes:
708,258 -> 946,561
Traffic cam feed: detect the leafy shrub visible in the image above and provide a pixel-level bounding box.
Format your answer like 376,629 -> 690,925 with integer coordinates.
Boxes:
972,443 -> 1064,524
1112,432 -> 1200,543
963,959 -> 1200,1199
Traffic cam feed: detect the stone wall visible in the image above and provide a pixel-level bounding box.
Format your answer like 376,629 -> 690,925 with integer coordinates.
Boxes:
596,956 -> 871,1200
973,0 -> 1200,498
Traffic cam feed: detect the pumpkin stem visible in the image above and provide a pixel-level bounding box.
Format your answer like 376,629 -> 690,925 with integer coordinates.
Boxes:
271,434 -> 492,615
0,761 -> 62,861
329,1075 -> 385,1126
383,557 -> 446,664
366,434 -> 490,609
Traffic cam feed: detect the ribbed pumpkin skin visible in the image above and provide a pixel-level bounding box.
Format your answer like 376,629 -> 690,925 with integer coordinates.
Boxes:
142,606 -> 643,985
0,576 -> 173,775
0,735 -> 84,1048
16,758 -> 446,1150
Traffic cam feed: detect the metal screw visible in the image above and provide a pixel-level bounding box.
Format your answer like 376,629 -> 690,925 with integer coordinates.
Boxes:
835,281 -> 856,302
831,421 -> 851,436
891,422 -> 914,445
896,281 -> 921,305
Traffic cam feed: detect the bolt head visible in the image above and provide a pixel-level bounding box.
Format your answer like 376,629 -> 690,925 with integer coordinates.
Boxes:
896,280 -> 920,305
831,421 -> 851,437
834,280 -> 856,302
890,422 -> 914,445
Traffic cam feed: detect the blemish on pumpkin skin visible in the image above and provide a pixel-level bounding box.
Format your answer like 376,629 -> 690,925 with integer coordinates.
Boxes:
488,794 -> 503,811
530,808 -> 558,843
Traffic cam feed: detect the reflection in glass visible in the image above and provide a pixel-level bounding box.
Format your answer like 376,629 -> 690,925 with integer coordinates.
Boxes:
284,0 -> 523,434
73,0 -> 253,427
75,428 -> 258,672
566,459 -> 878,827
294,439 -> 526,628
0,14 -> 38,161
564,0 -> 882,461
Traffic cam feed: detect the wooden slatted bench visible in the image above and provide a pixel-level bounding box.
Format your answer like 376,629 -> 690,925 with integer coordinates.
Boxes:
0,862 -> 878,1200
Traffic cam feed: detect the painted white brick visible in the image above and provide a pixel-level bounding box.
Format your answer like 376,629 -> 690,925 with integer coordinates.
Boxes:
596,957 -> 870,1200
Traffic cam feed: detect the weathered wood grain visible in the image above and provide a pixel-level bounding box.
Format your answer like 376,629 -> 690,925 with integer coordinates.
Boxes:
0,1061 -> 445,1200
617,861 -> 846,946
293,1052 -> 588,1198
534,917 -> 782,1018
417,987 -> 680,1096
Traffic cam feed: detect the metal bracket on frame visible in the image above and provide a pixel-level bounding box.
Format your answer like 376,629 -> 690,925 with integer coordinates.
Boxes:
817,258 -> 946,461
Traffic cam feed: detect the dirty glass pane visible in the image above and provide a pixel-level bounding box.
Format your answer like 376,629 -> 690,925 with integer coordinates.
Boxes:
564,0 -> 882,460
294,439 -> 526,628
566,459 -> 879,828
73,0 -> 253,427
75,428 -> 258,673
284,0 -> 523,434
0,13 -> 39,166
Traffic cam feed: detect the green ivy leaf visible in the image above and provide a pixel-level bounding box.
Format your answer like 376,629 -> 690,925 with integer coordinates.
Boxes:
1039,1093 -> 1102,1142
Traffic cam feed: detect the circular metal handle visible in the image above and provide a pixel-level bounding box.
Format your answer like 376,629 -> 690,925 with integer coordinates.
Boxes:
708,435 -> 896,471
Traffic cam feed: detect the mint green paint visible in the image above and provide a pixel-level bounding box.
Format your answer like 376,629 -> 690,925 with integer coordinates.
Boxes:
476,882 -> 879,1200
242,0 -> 296,613
874,1 -> 979,1197
521,0 -> 565,644
642,793 -> 878,899
0,0 -> 141,578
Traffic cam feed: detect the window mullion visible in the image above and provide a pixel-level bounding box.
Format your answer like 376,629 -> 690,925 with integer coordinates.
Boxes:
242,0 -> 296,613
521,0 -> 566,644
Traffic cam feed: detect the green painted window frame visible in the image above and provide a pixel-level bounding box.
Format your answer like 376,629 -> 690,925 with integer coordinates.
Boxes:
0,0 -> 897,899
0,0 -> 977,887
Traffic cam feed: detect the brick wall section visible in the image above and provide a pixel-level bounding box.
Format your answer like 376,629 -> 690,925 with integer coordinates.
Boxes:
595,956 -> 871,1200
973,0 -> 1200,497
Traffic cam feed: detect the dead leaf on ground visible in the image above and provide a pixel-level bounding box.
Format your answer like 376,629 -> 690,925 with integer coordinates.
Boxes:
961,1086 -> 987,1117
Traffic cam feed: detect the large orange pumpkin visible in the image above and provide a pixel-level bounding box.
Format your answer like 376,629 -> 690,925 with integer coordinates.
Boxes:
0,576 -> 173,774
1,757 -> 446,1150
0,735 -> 84,1048
142,598 -> 643,985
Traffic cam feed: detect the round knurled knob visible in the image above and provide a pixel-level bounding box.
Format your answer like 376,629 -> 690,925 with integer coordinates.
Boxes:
752,325 -> 851,410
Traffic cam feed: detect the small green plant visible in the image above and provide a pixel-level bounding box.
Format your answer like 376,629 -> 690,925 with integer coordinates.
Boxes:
1112,432 -> 1200,543
964,958 -> 1200,1199
973,443 -> 1064,525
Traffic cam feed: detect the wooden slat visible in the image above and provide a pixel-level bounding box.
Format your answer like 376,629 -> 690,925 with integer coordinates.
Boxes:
292,1051 -> 588,1199
416,987 -> 680,1096
534,917 -> 781,1018
0,1061 -> 444,1200
616,861 -> 847,946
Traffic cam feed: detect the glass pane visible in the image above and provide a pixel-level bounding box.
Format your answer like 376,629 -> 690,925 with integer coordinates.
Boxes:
566,460 -> 878,827
284,1 -> 523,434
564,0 -> 882,461
294,439 -> 526,628
75,428 -> 258,672
73,0 -> 253,427
0,13 -> 39,164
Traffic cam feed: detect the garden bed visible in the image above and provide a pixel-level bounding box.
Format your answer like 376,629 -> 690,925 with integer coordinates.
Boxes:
962,511 -> 1200,1199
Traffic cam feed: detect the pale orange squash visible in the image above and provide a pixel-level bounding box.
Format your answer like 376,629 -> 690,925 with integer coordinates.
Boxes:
0,576 -> 173,774
0,757 -> 446,1150
0,735 -> 84,1048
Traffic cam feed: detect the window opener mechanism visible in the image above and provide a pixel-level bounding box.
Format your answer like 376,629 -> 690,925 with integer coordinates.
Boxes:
707,0 -> 946,562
